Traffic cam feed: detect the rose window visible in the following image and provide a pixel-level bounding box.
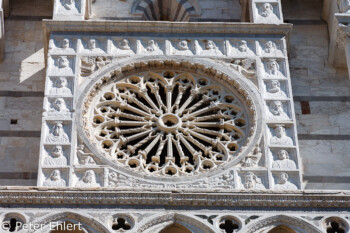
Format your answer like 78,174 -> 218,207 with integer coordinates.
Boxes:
87,70 -> 251,177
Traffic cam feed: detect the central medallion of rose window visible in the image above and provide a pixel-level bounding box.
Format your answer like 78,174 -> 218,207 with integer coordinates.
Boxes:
89,70 -> 250,176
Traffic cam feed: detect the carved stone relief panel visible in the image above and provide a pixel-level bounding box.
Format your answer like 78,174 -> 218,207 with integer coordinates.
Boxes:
261,58 -> 286,79
44,97 -> 73,117
265,100 -> 291,121
137,39 -> 165,55
257,40 -> 285,57
270,148 -> 297,170
250,0 -> 283,24
74,168 -> 103,188
196,40 -> 224,56
41,168 -> 68,187
45,121 -> 71,144
80,56 -> 113,77
49,56 -> 75,76
49,37 -> 77,54
268,124 -> 294,146
53,0 -> 86,20
272,171 -> 299,191
237,171 -> 267,190
110,38 -> 136,56
168,39 -> 195,56
263,80 -> 288,98
226,39 -> 256,57
42,145 -> 70,166
47,77 -> 74,96
79,38 -> 107,54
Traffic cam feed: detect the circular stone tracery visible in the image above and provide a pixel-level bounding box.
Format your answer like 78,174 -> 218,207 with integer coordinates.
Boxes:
87,69 -> 253,177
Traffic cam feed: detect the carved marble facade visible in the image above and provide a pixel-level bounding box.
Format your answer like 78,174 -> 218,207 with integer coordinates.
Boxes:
1,0 -> 349,232
37,27 -> 302,192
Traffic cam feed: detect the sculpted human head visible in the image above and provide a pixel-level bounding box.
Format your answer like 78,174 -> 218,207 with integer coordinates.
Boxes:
178,40 -> 189,50
50,169 -> 62,181
54,98 -> 67,111
267,59 -> 279,74
268,80 -> 280,93
58,56 -> 69,68
278,172 -> 289,184
239,40 -> 248,52
83,170 -> 96,183
260,3 -> 273,17
275,125 -> 286,138
120,39 -> 130,49
88,39 -> 96,50
244,172 -> 256,188
205,40 -> 215,50
277,150 -> 289,160
58,77 -> 68,88
270,101 -> 284,115
60,39 -> 69,49
52,146 -> 63,158
53,122 -> 64,136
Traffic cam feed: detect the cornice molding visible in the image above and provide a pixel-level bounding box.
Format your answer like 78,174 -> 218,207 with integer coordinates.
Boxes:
0,189 -> 350,208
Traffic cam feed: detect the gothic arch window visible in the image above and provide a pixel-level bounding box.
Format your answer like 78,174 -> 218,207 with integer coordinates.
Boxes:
131,0 -> 201,21
136,213 -> 216,233
245,215 -> 323,233
268,225 -> 296,233
32,212 -> 110,233
159,223 -> 192,233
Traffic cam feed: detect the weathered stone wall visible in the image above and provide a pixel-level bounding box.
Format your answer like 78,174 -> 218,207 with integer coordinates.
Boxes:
0,0 -> 51,185
285,0 -> 350,189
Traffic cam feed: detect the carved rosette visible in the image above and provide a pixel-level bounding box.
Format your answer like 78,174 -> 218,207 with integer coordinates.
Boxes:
80,59 -> 262,180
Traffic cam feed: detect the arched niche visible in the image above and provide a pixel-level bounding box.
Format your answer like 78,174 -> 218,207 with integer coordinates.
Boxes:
137,213 -> 215,233
244,215 -> 323,233
268,225 -> 296,233
31,212 -> 109,233
159,223 -> 192,233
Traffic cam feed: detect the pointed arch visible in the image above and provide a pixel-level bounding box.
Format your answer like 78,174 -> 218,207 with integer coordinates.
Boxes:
137,213 -> 215,233
244,215 -> 323,233
131,0 -> 201,21
268,225 -> 296,233
159,223 -> 192,233
30,211 -> 110,233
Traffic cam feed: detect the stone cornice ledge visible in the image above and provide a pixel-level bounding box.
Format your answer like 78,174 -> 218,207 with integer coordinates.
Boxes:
0,188 -> 350,208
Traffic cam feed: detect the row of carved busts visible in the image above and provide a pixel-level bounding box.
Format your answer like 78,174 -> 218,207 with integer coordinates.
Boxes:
49,37 -> 286,57
48,55 -> 289,80
41,167 -> 299,190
